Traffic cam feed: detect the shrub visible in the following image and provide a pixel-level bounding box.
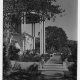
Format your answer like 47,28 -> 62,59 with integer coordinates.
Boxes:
41,54 -> 50,62
68,47 -> 77,80
19,50 -> 41,62
60,47 -> 71,61
3,43 -> 12,80
12,62 -> 21,70
5,63 -> 41,80
8,45 -> 20,60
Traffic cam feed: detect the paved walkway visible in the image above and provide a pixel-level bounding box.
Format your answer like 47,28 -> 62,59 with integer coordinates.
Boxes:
45,55 -> 62,64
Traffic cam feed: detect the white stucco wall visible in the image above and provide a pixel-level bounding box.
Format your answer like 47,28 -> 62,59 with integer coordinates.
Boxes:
25,35 -> 33,50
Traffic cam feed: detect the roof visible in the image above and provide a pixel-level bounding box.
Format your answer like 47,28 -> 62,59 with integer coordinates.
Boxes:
23,32 -> 34,38
10,32 -> 33,39
22,12 -> 41,24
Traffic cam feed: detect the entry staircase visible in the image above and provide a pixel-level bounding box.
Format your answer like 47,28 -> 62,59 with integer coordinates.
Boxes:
38,55 -> 68,75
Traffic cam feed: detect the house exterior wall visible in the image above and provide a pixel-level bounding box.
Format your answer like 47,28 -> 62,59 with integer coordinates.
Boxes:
10,32 -> 34,55
10,33 -> 23,55
24,35 -> 33,50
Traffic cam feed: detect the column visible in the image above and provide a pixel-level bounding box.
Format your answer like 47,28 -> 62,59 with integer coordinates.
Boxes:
21,12 -> 24,34
40,21 -> 42,55
23,34 -> 25,52
43,20 -> 45,55
40,21 -> 44,55
21,12 -> 24,52
41,21 -> 43,54
23,38 -> 25,51
32,23 -> 34,50
32,23 -> 35,50
21,12 -> 26,52
21,12 -> 26,34
33,23 -> 35,50
40,19 -> 45,55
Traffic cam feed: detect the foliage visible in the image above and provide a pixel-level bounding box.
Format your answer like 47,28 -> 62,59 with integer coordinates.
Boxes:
3,43 -> 10,71
64,42 -> 77,80
67,40 -> 77,62
47,47 -> 58,54
68,42 -> 77,80
41,54 -> 50,62
8,45 -> 20,60
12,62 -> 21,70
19,50 -> 41,62
3,0 -> 64,19
45,26 -> 68,51
3,43 -> 12,80
20,55 -> 41,62
4,64 -> 41,80
60,47 -> 71,61
68,62 -> 77,80
60,40 -> 77,63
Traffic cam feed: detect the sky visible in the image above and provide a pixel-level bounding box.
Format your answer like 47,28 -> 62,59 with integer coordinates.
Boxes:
22,0 -> 78,41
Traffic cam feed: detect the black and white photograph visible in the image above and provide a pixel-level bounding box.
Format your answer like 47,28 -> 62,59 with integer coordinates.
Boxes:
3,0 -> 77,80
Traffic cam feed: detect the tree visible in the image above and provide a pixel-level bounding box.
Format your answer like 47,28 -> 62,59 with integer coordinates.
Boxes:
4,0 -> 64,19
3,0 -> 64,35
45,26 -> 68,51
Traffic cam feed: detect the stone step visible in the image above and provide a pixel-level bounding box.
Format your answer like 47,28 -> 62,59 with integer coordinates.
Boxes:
41,71 -> 64,77
43,66 -> 64,69
44,63 -> 63,66
38,68 -> 68,71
